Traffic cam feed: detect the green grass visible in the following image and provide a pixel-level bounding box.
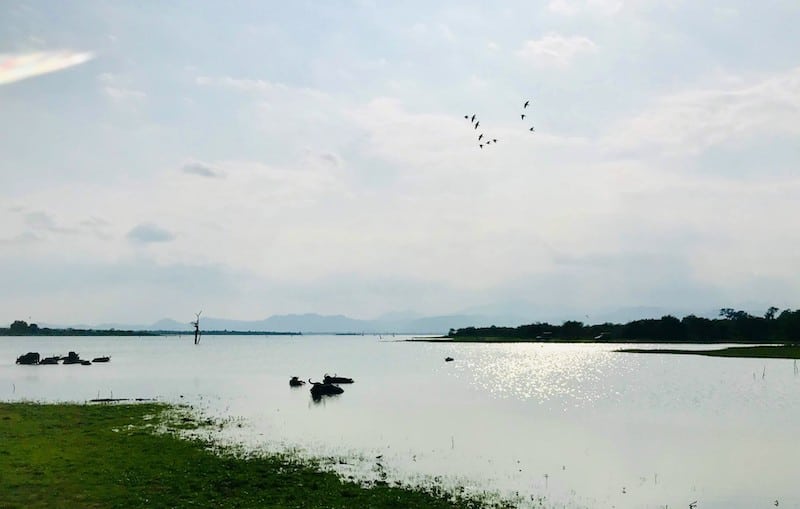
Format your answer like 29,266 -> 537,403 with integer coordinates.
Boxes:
617,345 -> 800,359
0,402 -> 502,509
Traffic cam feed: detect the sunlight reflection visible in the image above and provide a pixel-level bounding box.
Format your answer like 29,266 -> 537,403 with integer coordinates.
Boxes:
448,343 -> 626,407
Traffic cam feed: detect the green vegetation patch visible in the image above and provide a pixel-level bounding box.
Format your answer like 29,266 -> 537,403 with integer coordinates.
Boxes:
617,345 -> 800,359
0,402 -> 498,509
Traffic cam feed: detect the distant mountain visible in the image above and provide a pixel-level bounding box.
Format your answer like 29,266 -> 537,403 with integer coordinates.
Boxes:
150,318 -> 189,330
40,307 -> 726,335
117,313 -> 533,334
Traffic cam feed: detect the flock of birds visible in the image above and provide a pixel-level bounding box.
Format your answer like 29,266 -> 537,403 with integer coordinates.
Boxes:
465,99 -> 535,149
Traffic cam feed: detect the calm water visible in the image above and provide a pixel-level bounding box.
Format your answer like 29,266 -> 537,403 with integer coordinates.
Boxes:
2,335 -> 798,509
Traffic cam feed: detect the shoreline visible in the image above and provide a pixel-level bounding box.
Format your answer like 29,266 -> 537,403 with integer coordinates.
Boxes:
616,345 -> 800,359
0,401 -> 500,509
406,339 -> 800,359
408,336 -> 795,345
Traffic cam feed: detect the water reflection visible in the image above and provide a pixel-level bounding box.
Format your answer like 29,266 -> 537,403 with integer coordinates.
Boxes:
2,336 -> 799,509
447,343 -> 625,406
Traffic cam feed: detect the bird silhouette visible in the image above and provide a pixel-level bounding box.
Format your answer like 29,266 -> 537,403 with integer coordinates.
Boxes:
479,144 -> 484,149
492,138 -> 497,143
529,126 -> 535,132
474,121 -> 480,129
521,114 -> 526,120
523,100 -> 530,108
485,140 -> 491,145
464,115 -> 469,120
470,114 -> 476,123
478,134 -> 483,141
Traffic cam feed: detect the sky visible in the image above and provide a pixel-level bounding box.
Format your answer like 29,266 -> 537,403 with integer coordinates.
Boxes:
1,1 -> 799,325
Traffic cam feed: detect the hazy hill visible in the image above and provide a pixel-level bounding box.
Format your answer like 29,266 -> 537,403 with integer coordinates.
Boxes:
67,313 -> 523,334
39,307 -> 721,335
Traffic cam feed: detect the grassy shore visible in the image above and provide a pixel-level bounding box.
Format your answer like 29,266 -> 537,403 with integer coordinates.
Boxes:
617,345 -> 800,359
0,402 -> 499,509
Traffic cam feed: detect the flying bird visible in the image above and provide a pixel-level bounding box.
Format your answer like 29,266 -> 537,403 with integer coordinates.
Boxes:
474,121 -> 479,129
479,144 -> 484,149
464,115 -> 469,120
478,133 -> 483,141
492,139 -> 497,143
521,114 -> 526,120
529,126 -> 535,132
470,114 -> 476,123
523,100 -> 530,108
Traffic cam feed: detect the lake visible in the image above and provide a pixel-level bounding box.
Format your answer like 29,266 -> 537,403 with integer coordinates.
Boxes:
2,335 -> 798,509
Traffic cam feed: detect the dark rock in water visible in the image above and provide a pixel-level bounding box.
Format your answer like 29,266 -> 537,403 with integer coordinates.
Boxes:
289,376 -> 305,387
445,357 -> 454,362
40,356 -> 60,365
16,352 -> 40,365
92,356 -> 110,363
323,374 -> 354,384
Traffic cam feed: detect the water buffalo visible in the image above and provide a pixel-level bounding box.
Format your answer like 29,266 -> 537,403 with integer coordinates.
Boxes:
16,352 -> 40,365
309,379 -> 344,399
62,351 -> 82,365
323,374 -> 354,384
289,376 -> 305,387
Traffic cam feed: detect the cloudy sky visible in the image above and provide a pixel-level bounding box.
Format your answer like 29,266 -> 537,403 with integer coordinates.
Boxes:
1,1 -> 799,325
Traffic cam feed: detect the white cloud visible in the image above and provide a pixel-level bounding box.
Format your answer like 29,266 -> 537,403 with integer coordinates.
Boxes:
0,232 -> 40,246
195,76 -> 328,103
517,33 -> 598,68
5,2 -> 800,323
103,87 -> 147,102
547,0 -> 623,16
547,0 -> 580,15
608,66 -> 800,157
98,72 -> 146,103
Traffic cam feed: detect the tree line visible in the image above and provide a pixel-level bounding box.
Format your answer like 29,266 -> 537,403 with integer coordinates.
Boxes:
448,307 -> 800,343
0,320 -> 158,337
0,320 -> 301,337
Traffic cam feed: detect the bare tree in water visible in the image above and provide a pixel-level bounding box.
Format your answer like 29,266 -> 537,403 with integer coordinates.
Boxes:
191,311 -> 202,344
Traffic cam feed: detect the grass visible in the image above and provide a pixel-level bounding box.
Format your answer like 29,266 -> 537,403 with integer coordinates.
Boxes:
0,402 -> 503,509
617,345 -> 800,359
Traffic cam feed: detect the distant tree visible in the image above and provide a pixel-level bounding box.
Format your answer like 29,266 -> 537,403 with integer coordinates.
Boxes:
191,311 -> 202,345
28,323 -> 39,333
765,306 -> 779,320
777,309 -> 800,343
719,308 -> 753,321
9,320 -> 28,334
560,320 -> 584,339
659,315 -> 686,341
